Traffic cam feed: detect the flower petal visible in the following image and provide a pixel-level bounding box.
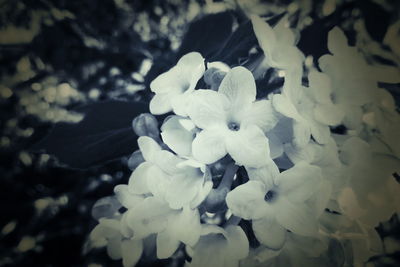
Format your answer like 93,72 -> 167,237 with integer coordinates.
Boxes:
161,116 -> 194,156
138,136 -> 161,162
190,181 -> 213,209
313,103 -> 344,126
275,197 -> 319,236
225,225 -> 249,260
218,66 -> 257,107
192,128 -> 227,164
327,27 -> 348,55
275,161 -> 322,202
166,207 -> 201,247
154,150 -> 183,175
176,52 -> 205,90
149,93 -> 172,115
309,121 -> 331,145
225,125 -> 270,168
252,218 -> 286,249
128,162 -> 153,195
241,100 -> 279,132
226,181 -> 268,220
107,238 -> 122,260
156,230 -> 180,259
308,70 -> 332,103
251,15 -> 277,61
187,89 -> 229,129
272,94 -> 301,121
121,239 -> 143,267
266,132 -> 284,159
146,164 -> 171,200
114,184 -> 144,209
189,232 -> 226,267
292,119 -> 311,147
170,92 -> 191,116
150,52 -> 204,94
165,170 -> 203,209
246,159 -> 279,187
126,197 -> 171,239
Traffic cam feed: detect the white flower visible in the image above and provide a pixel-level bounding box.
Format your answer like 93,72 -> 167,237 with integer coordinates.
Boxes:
125,196 -> 201,259
284,137 -> 344,197
187,66 -> 278,167
149,52 -> 205,116
128,136 -> 212,209
338,137 -> 400,227
363,89 -> 400,159
226,161 -> 323,249
251,14 -> 304,73
186,224 -> 249,267
90,218 -> 143,267
318,27 -> 399,131
305,70 -> 344,126
242,232 -> 329,267
114,184 -> 145,209
160,115 -> 197,157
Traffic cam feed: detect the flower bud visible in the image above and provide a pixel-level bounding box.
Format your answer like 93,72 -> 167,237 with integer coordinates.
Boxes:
132,113 -> 159,140
127,149 -> 144,170
204,61 -> 230,90
91,196 -> 122,220
204,68 -> 227,90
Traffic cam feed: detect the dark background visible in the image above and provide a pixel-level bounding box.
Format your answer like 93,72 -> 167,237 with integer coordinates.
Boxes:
0,0 -> 399,266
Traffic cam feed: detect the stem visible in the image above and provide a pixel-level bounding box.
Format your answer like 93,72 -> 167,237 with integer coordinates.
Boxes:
204,163 -> 238,212
218,163 -> 239,189
224,215 -> 241,227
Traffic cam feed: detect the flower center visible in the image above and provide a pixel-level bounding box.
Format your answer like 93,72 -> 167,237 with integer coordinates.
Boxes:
228,122 -> 240,131
264,190 -> 277,203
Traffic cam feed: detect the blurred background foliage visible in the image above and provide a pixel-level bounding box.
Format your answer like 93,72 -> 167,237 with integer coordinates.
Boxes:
0,0 -> 400,266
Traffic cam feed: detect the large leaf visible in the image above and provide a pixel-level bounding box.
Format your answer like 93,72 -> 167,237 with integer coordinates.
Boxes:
210,19 -> 258,65
177,11 -> 234,59
211,13 -> 285,66
297,2 -> 356,59
358,0 -> 390,42
32,100 -> 148,169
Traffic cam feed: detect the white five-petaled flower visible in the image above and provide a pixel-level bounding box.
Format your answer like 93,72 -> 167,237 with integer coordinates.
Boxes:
124,196 -> 202,259
337,137 -> 400,227
160,115 -> 198,157
129,136 -> 212,209
150,52 -> 205,116
90,217 -> 143,267
226,161 -> 323,249
272,72 -> 336,147
251,14 -> 304,73
186,224 -> 249,267
187,66 -> 278,168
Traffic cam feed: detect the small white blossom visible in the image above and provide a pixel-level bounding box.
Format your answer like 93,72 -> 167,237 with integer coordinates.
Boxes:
186,225 -> 249,267
187,66 -> 278,167
149,52 -> 205,116
227,161 -> 323,248
125,196 -> 201,259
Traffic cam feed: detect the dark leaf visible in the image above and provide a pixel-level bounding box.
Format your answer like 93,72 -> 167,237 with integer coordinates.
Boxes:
358,0 -> 390,42
177,11 -> 234,59
32,100 -> 148,169
211,13 -> 285,66
210,19 -> 258,65
297,2 -> 355,60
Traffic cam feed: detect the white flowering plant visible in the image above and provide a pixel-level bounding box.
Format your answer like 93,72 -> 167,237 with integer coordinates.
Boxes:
34,4 -> 400,267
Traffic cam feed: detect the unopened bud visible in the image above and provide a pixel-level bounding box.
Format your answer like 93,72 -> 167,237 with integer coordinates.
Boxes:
128,149 -> 144,170
91,196 -> 122,220
132,113 -> 159,140
204,62 -> 230,90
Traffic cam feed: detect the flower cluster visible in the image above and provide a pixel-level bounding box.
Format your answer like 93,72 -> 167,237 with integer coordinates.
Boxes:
89,14 -> 400,267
